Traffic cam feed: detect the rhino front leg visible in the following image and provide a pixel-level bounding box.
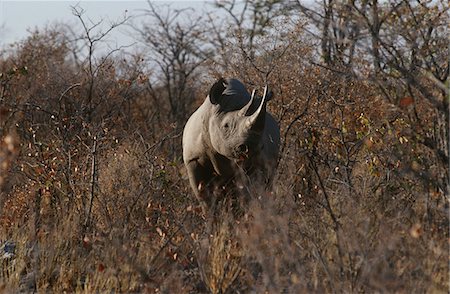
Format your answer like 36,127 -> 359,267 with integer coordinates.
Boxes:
185,159 -> 215,208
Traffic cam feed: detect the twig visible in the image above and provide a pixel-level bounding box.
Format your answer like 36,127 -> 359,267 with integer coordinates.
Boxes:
85,136 -> 97,228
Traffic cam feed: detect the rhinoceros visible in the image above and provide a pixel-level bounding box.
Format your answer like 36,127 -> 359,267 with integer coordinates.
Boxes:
182,78 -> 280,207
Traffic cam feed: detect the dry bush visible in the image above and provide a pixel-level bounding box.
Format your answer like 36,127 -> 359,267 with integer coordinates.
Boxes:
197,209 -> 242,294
0,26 -> 199,292
200,5 -> 448,291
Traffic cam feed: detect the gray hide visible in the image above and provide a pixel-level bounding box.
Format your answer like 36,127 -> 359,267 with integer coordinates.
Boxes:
182,78 -> 280,206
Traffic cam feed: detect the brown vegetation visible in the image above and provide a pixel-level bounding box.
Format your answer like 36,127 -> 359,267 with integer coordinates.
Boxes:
0,1 -> 448,293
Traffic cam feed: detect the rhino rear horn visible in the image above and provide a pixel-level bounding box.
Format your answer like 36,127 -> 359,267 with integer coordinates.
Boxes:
265,89 -> 274,101
209,78 -> 227,105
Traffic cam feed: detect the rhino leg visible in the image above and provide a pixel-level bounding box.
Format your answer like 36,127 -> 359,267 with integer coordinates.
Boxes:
185,159 -> 215,207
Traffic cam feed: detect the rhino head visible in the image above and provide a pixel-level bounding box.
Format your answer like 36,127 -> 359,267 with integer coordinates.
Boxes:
207,78 -> 272,161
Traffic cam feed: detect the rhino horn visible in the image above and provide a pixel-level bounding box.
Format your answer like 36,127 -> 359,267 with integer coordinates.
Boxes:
247,85 -> 269,130
239,89 -> 256,116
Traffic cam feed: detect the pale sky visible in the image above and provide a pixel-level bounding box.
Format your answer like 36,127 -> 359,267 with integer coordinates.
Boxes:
0,1 -> 210,49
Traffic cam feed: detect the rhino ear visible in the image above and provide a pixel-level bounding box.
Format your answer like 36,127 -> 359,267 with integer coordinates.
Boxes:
209,78 -> 227,105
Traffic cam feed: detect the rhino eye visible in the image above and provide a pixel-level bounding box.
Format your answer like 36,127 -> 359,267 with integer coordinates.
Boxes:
238,144 -> 248,154
223,123 -> 230,129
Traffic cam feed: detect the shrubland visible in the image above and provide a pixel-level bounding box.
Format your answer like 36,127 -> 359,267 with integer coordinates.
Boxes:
0,1 -> 448,293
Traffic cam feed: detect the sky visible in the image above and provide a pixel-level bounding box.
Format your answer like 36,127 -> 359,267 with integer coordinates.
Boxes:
0,1 -> 210,49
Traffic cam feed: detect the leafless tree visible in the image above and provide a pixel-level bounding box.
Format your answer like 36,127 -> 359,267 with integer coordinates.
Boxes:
131,1 -> 213,125
209,0 -> 296,82
296,0 -> 449,193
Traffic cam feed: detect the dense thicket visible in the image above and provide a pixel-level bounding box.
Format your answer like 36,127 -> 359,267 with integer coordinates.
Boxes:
0,1 -> 448,292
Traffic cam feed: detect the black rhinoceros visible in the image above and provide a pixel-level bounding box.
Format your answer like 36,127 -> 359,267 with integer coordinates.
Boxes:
182,78 -> 280,207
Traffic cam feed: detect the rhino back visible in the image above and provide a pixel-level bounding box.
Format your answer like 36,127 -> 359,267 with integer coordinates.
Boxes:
182,101 -> 209,164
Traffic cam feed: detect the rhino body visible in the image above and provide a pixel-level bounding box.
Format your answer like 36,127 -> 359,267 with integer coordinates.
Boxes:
182,78 -> 280,206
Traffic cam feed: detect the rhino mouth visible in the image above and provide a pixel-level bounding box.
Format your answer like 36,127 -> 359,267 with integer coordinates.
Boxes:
233,140 -> 263,163
232,148 -> 250,163
236,153 -> 249,163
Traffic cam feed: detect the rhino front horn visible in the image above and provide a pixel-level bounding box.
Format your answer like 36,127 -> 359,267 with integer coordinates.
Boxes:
247,85 -> 268,129
239,89 -> 256,116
